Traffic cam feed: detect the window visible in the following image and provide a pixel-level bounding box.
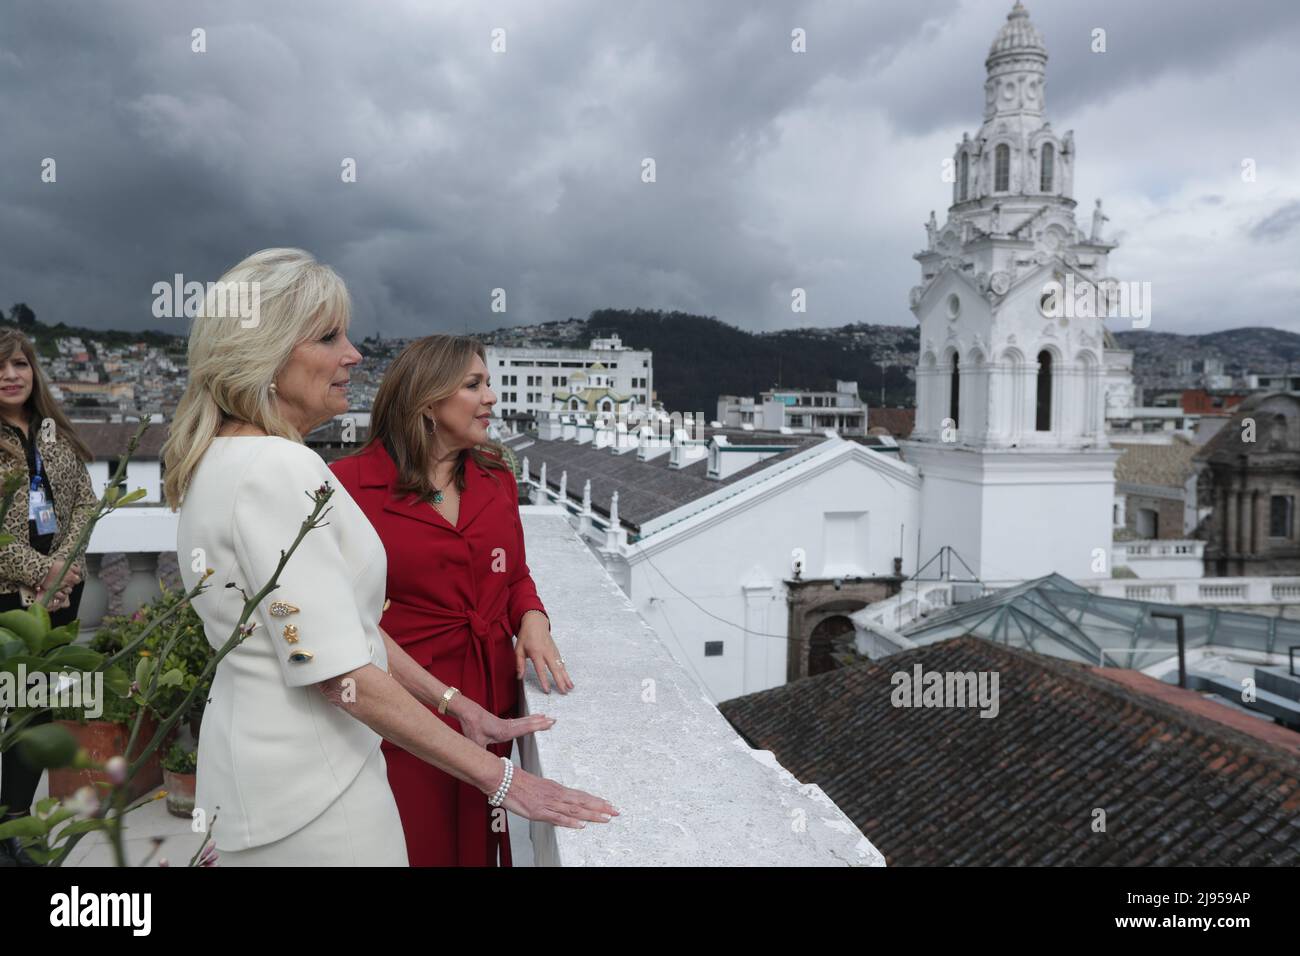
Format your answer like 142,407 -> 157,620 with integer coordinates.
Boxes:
994,144 -> 1010,192
704,641 -> 724,657
1270,496 -> 1294,538
1036,351 -> 1052,431
949,354 -> 960,427
959,152 -> 969,201
790,415 -> 804,426
1040,143 -> 1054,192
1136,507 -> 1159,539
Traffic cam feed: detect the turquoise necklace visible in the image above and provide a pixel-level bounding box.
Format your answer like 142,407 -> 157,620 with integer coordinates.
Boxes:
431,461 -> 454,505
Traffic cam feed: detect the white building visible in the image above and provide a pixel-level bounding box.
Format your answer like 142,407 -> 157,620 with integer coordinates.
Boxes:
486,334 -> 654,420
903,1 -> 1123,582
506,426 -> 921,702
1247,371 -> 1300,393
717,381 -> 867,436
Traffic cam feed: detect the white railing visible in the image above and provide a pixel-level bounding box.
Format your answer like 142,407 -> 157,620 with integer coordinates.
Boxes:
516,509 -> 883,866
1111,539 -> 1205,580
1082,576 -> 1300,606
855,580 -> 959,633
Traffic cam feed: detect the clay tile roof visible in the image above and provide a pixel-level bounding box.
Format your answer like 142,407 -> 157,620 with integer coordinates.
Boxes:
72,422 -> 168,461
1112,438 -> 1200,488
719,636 -> 1300,866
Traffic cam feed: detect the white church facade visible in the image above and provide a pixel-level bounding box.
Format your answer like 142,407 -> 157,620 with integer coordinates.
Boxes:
903,1 -> 1124,582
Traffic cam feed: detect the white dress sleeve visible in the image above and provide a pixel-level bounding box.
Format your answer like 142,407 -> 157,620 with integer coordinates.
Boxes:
230,439 -> 373,688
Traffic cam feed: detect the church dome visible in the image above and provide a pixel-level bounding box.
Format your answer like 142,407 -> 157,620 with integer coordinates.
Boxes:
987,2 -> 1046,62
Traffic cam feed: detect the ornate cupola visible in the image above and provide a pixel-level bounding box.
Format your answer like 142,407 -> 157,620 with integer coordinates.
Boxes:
909,1 -> 1122,453
901,2 -> 1124,584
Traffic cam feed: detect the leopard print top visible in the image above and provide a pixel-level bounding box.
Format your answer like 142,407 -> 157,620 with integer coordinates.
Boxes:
0,419 -> 96,594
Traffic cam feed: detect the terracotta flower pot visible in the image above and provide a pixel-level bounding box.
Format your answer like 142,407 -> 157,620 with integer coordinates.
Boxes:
46,716 -> 166,803
163,769 -> 196,818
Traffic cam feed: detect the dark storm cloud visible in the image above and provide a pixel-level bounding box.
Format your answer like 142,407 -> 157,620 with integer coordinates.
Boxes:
0,0 -> 1297,338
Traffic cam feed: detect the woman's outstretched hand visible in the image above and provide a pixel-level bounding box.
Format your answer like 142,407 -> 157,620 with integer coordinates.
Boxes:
458,700 -> 556,750
500,766 -> 618,829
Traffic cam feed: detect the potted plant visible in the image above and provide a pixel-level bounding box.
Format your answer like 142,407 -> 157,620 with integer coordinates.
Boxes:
161,741 -> 198,817
47,586 -> 212,802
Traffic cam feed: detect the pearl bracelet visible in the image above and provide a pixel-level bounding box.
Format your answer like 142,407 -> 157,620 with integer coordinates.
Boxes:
487,756 -> 513,807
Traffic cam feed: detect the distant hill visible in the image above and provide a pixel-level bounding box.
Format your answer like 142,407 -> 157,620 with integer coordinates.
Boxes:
480,308 -> 919,414
1112,326 -> 1300,392
2,304 -> 184,358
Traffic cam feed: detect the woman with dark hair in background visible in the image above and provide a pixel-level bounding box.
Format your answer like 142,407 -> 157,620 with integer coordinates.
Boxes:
0,328 -> 96,867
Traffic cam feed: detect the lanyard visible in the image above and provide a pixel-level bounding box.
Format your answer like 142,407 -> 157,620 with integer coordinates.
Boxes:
31,442 -> 46,491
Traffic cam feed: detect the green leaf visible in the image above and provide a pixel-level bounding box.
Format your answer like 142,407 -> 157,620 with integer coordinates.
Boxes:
0,609 -> 47,652
0,814 -> 47,839
45,645 -> 102,671
102,664 -> 131,698
40,621 -> 78,652
0,655 -> 55,675
134,657 -> 154,691
117,488 -> 148,506
54,818 -> 109,838
35,796 -> 60,816
22,846 -> 54,865
43,807 -> 78,831
158,668 -> 184,688
15,722 -> 79,769
28,602 -> 51,636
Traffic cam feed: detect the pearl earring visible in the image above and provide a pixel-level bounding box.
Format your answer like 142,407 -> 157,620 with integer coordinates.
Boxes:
269,382 -> 278,394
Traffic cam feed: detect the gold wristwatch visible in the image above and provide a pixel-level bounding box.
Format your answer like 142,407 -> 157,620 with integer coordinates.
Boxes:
438,686 -> 460,715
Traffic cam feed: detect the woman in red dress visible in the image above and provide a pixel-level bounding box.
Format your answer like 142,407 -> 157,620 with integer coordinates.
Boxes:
331,334 -> 580,866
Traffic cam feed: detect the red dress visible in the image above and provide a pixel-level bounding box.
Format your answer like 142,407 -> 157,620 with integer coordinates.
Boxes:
330,442 -> 548,866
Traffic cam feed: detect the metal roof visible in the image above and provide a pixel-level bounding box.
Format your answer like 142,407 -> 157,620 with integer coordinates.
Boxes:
903,573 -> 1300,667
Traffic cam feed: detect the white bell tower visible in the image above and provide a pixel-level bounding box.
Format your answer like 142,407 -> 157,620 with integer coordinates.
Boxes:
902,2 -> 1122,582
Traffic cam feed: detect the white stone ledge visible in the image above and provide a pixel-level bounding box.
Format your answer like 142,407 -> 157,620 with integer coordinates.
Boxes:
516,510 -> 883,867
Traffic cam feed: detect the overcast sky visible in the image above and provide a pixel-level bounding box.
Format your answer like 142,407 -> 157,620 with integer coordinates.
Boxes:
2,0 -> 1298,340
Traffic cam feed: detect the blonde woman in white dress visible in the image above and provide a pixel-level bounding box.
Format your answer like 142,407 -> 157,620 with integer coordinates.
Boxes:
162,248 -> 616,866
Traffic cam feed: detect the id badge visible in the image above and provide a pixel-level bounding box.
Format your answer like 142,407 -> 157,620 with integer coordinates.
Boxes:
34,503 -> 58,535
27,486 -> 45,521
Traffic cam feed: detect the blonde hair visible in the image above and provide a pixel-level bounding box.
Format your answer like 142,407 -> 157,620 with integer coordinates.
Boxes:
361,334 -> 510,501
0,328 -> 92,462
162,248 -> 350,508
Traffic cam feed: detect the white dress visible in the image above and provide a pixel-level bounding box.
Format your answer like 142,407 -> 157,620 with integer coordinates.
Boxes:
177,436 -> 407,866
